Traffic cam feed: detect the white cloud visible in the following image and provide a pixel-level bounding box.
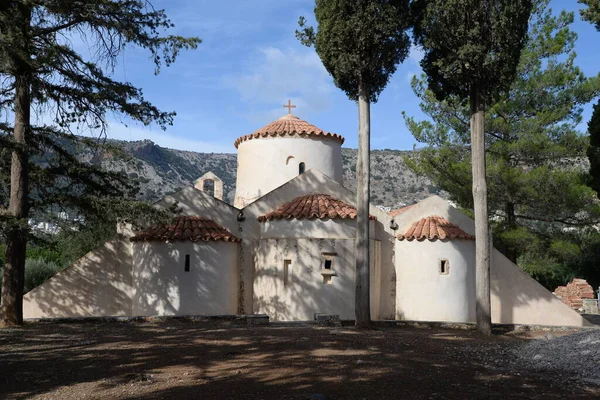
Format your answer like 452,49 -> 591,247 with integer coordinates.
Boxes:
101,122 -> 233,154
225,46 -> 335,121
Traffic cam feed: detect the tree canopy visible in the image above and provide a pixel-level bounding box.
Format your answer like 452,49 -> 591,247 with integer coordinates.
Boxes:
412,0 -> 532,102
579,0 -> 600,31
297,0 -> 410,102
588,101 -> 600,197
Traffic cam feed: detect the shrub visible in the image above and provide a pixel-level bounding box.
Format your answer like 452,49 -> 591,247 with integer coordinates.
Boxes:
0,258 -> 63,294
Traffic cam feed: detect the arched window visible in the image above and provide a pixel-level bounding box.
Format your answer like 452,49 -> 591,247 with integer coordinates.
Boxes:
299,162 -> 305,175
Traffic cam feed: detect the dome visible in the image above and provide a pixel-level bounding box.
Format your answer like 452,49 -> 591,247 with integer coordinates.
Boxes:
233,114 -> 345,149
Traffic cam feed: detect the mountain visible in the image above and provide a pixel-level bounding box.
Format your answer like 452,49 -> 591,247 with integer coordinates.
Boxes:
101,139 -> 442,209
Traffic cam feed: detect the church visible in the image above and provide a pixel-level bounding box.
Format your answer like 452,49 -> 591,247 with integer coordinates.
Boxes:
22,105 -> 590,327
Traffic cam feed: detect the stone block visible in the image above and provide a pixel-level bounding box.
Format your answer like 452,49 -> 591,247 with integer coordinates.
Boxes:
246,314 -> 269,325
315,313 -> 341,327
583,299 -> 599,315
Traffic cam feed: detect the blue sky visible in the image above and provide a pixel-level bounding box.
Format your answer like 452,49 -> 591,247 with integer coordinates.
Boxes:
102,0 -> 600,154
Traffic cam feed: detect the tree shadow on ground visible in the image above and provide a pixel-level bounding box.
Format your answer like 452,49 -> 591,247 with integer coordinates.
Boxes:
0,321 -> 597,400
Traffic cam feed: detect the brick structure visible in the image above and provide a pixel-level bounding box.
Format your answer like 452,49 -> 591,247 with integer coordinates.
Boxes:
554,278 -> 596,310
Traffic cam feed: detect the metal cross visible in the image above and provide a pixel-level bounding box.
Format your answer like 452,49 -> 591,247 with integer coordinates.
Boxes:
283,100 -> 296,114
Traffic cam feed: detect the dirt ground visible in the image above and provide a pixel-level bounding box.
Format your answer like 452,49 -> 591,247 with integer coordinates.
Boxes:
0,320 -> 598,400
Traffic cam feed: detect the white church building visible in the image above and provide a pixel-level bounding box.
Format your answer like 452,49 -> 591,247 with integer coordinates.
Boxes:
23,109 -> 591,327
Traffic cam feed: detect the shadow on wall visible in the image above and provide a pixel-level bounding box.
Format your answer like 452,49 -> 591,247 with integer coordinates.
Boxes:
253,238 -> 357,321
428,201 -> 590,326
23,237 -> 133,318
133,241 -> 238,317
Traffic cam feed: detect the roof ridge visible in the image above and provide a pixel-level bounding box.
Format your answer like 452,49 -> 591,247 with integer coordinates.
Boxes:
397,215 -> 474,242
234,116 -> 345,148
131,216 -> 240,243
257,193 -> 376,222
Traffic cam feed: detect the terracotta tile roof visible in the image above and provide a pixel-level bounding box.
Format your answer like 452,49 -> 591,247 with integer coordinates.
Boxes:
397,216 -> 474,241
234,114 -> 345,148
131,216 -> 240,243
388,204 -> 416,218
258,194 -> 376,222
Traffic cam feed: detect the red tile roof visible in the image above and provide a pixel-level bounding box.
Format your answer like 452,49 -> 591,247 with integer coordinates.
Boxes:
388,204 -> 416,218
397,216 -> 474,241
258,194 -> 376,222
234,114 -> 345,148
131,216 -> 240,243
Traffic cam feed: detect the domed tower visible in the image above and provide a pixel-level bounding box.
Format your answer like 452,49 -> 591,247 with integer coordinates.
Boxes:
233,107 -> 345,209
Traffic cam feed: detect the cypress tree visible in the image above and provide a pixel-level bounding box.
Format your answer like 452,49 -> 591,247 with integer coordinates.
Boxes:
0,0 -> 199,327
406,1 -> 600,265
297,0 -> 411,328
413,0 -> 533,335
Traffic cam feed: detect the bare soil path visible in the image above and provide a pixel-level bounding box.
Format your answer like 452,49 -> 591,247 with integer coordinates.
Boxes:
0,320 -> 597,399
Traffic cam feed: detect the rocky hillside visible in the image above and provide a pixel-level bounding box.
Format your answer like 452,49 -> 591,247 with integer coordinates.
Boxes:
101,139 -> 442,209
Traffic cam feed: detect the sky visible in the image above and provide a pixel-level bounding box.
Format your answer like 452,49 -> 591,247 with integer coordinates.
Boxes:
99,0 -> 600,154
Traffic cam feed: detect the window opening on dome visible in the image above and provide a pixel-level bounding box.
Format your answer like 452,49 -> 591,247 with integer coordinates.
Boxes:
299,162 -> 305,175
439,259 -> 449,275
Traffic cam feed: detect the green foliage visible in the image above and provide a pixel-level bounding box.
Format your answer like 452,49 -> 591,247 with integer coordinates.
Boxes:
412,0 -> 533,102
0,1 -> 197,245
580,0 -> 600,31
0,258 -> 62,294
405,1 -> 600,286
22,259 -> 62,293
587,101 -> 600,197
296,0 -> 411,102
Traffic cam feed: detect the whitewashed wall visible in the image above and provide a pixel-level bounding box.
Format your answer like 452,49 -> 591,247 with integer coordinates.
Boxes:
253,238 -> 357,320
395,239 -> 476,323
132,241 -> 238,316
24,235 -> 134,318
234,137 -> 343,208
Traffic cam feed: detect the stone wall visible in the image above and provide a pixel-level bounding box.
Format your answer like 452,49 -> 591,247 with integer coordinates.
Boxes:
554,279 -> 596,310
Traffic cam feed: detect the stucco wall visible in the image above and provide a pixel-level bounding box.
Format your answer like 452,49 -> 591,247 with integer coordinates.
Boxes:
253,238 -> 357,321
132,241 -> 238,316
23,235 -> 134,318
253,234 -> 382,321
234,137 -> 343,208
490,249 -> 590,326
396,239 -> 476,323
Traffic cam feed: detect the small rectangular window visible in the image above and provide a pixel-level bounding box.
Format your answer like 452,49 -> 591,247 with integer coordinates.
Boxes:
324,259 -> 332,270
283,259 -> 291,286
440,259 -> 449,275
185,254 -> 190,272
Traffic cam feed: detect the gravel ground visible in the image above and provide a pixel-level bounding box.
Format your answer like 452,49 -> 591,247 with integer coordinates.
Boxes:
513,330 -> 600,380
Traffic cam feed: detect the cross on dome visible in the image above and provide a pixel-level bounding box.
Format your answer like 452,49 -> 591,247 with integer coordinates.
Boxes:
283,100 -> 296,114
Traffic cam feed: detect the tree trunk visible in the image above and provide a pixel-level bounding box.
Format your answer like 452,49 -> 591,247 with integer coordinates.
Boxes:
355,80 -> 371,329
1,4 -> 31,328
470,85 -> 492,336
505,202 -> 518,264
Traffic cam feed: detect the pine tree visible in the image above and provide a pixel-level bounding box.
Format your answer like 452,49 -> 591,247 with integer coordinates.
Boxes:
297,0 -> 411,328
412,0 -> 533,335
580,0 -> 600,31
0,0 -> 199,327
